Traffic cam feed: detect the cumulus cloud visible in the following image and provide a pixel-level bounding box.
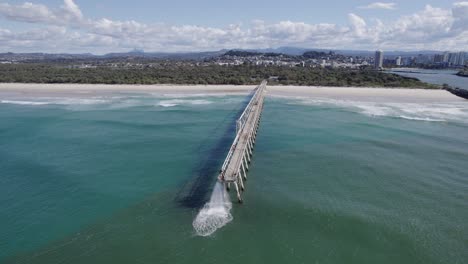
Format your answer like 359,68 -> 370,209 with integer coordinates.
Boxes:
61,0 -> 83,21
0,2 -> 55,23
348,13 -> 368,37
0,0 -> 84,25
359,2 -> 397,10
0,0 -> 467,53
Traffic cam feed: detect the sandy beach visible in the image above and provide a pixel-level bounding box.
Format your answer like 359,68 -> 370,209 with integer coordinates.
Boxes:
0,83 -> 464,103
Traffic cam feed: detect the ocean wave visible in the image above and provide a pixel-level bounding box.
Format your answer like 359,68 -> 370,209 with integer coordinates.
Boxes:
157,99 -> 213,107
288,97 -> 468,123
53,98 -> 110,105
1,100 -> 50,105
397,116 -> 446,122
1,97 -> 112,106
1,93 -> 245,110
158,102 -> 178,107
157,92 -> 248,98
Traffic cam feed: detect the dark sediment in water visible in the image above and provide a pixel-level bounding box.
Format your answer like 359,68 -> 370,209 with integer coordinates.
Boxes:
175,92 -> 253,208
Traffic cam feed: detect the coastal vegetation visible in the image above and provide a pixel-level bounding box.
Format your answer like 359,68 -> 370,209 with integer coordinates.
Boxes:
0,63 -> 437,88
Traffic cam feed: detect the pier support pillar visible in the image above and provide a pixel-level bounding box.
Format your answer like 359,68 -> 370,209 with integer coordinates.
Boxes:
234,182 -> 243,203
238,171 -> 245,191
241,161 -> 247,180
244,155 -> 249,170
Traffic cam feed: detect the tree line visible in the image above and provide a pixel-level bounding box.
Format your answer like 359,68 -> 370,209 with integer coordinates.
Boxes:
0,64 -> 437,88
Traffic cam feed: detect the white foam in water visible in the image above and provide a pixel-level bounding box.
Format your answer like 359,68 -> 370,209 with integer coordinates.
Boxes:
158,102 -> 178,107
193,181 -> 233,237
55,98 -> 110,105
356,102 -> 468,122
1,97 -> 111,106
157,99 -> 212,107
290,97 -> 468,123
1,95 -> 219,110
1,100 -> 51,105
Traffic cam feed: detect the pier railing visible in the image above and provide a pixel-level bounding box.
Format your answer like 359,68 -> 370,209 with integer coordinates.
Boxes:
236,80 -> 267,134
218,80 -> 267,203
220,80 -> 266,175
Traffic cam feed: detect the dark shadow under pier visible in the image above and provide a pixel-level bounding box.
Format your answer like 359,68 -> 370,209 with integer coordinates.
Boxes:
175,91 -> 255,209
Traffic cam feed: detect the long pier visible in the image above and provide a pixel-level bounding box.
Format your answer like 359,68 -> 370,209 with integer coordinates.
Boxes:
218,80 -> 267,203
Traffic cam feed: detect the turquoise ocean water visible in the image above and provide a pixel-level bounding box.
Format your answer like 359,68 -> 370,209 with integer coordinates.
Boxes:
1,91 -> 467,263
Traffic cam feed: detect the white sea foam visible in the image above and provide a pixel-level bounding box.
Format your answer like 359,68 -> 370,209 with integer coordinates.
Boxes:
157,99 -> 212,107
193,181 -> 233,237
158,92 -> 247,98
397,116 -> 445,122
1,97 -> 111,106
289,97 -> 468,123
158,102 -> 178,107
357,103 -> 468,122
54,98 -> 110,105
0,100 -> 50,105
1,95 -> 218,109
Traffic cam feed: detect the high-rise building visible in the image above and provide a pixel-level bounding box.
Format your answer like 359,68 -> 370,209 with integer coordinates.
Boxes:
395,56 -> 402,66
375,50 -> 384,69
457,52 -> 466,66
443,52 -> 450,63
449,52 -> 459,65
415,54 -> 432,64
434,54 -> 445,63
402,57 -> 413,66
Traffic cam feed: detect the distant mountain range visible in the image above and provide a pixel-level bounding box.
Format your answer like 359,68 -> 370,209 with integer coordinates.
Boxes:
0,50 -> 226,61
0,47 -> 447,61
223,47 -> 446,57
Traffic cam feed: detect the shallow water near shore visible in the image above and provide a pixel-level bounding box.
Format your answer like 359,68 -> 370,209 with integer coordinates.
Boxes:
1,91 -> 468,264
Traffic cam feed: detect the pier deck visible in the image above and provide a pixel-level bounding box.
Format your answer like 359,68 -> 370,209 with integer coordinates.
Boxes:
218,80 -> 266,203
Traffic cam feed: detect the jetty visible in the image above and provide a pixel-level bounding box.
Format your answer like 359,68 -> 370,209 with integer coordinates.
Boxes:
218,80 -> 267,203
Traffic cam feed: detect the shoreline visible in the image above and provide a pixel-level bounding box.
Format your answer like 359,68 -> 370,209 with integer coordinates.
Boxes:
0,83 -> 464,103
0,83 -> 257,93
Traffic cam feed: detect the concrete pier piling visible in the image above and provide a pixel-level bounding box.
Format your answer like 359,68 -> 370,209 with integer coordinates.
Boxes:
218,80 -> 266,203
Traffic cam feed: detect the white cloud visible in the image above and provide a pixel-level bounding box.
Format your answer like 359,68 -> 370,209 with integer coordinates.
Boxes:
0,0 -> 467,53
0,0 -> 84,25
0,2 -> 56,23
359,2 -> 397,10
62,0 -> 83,19
348,13 -> 368,37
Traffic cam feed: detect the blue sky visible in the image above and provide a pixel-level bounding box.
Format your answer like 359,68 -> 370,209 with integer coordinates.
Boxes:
0,0 -> 467,53
17,0 -> 455,25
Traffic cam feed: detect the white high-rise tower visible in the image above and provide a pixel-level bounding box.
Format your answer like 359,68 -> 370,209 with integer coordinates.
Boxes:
375,50 -> 384,69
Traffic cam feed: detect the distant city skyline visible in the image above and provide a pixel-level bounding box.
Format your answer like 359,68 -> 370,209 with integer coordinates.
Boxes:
0,0 -> 467,54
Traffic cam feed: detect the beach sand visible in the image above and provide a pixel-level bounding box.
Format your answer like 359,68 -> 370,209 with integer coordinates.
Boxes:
0,83 -> 464,103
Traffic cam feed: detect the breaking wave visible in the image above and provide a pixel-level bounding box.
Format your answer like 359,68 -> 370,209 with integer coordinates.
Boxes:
1,100 -> 50,105
1,93 -> 245,110
157,99 -> 212,107
1,98 -> 111,106
193,181 -> 233,236
288,97 -> 468,123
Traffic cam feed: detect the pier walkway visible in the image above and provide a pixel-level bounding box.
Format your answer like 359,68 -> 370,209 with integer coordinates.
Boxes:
218,80 -> 267,203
